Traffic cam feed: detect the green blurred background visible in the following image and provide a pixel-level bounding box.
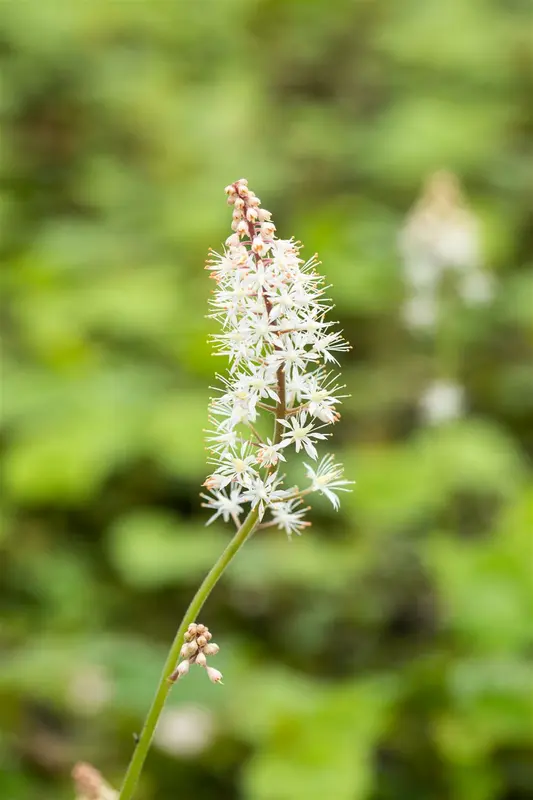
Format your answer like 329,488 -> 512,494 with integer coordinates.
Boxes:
1,1 -> 533,798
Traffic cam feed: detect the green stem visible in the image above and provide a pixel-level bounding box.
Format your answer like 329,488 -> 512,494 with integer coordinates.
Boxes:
117,506 -> 260,800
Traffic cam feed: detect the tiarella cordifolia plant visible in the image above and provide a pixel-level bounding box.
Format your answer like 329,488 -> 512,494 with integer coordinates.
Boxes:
113,180 -> 353,800
201,178 -> 353,535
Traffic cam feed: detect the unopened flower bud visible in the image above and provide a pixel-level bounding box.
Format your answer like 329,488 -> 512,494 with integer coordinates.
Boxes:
196,624 -> 207,635
196,635 -> 207,648
234,197 -> 245,211
195,651 -> 207,667
252,236 -> 268,255
169,659 -> 190,682
206,666 -> 223,684
257,208 -> 272,221
187,623 -> 198,636
246,207 -> 259,222
176,660 -> 190,678
224,184 -> 236,196
260,222 -> 276,240
236,220 -> 248,236
183,640 -> 198,658
203,642 -> 219,656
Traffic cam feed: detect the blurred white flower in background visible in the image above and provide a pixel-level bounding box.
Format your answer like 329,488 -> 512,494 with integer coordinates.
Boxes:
399,171 -> 494,330
402,293 -> 438,330
419,380 -> 465,425
67,665 -> 114,716
154,705 -> 215,757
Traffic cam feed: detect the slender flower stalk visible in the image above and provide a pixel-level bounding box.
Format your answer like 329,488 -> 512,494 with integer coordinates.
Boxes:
115,179 -> 353,800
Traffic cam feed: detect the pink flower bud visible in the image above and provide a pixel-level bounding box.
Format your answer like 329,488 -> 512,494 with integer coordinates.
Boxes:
203,643 -> 219,656
206,666 -> 223,684
252,236 -> 269,256
261,222 -> 276,240
169,660 -> 190,681
177,660 -> 190,677
182,640 -> 198,658
195,651 -> 207,667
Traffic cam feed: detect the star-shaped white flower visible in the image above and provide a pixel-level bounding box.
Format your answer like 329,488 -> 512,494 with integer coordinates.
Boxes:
200,488 -> 245,525
278,412 -> 329,460
304,455 -> 354,510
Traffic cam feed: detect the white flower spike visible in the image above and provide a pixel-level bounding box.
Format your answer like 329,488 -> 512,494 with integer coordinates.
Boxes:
202,179 -> 353,535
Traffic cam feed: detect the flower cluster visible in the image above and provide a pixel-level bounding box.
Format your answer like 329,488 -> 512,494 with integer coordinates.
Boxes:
399,170 -> 494,331
170,623 -> 222,684
201,178 -> 353,536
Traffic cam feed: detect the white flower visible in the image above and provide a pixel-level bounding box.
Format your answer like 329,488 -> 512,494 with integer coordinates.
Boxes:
241,472 -> 289,519
200,488 -> 245,525
256,438 -> 286,468
304,455 -> 354,510
209,445 -> 258,488
311,330 -> 351,364
278,412 -> 329,460
270,499 -> 311,537
419,380 -> 465,424
300,371 -> 346,423
204,424 -> 240,456
266,335 -> 318,373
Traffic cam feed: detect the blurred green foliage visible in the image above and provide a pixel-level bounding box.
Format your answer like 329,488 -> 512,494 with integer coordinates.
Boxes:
1,1 -> 532,799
